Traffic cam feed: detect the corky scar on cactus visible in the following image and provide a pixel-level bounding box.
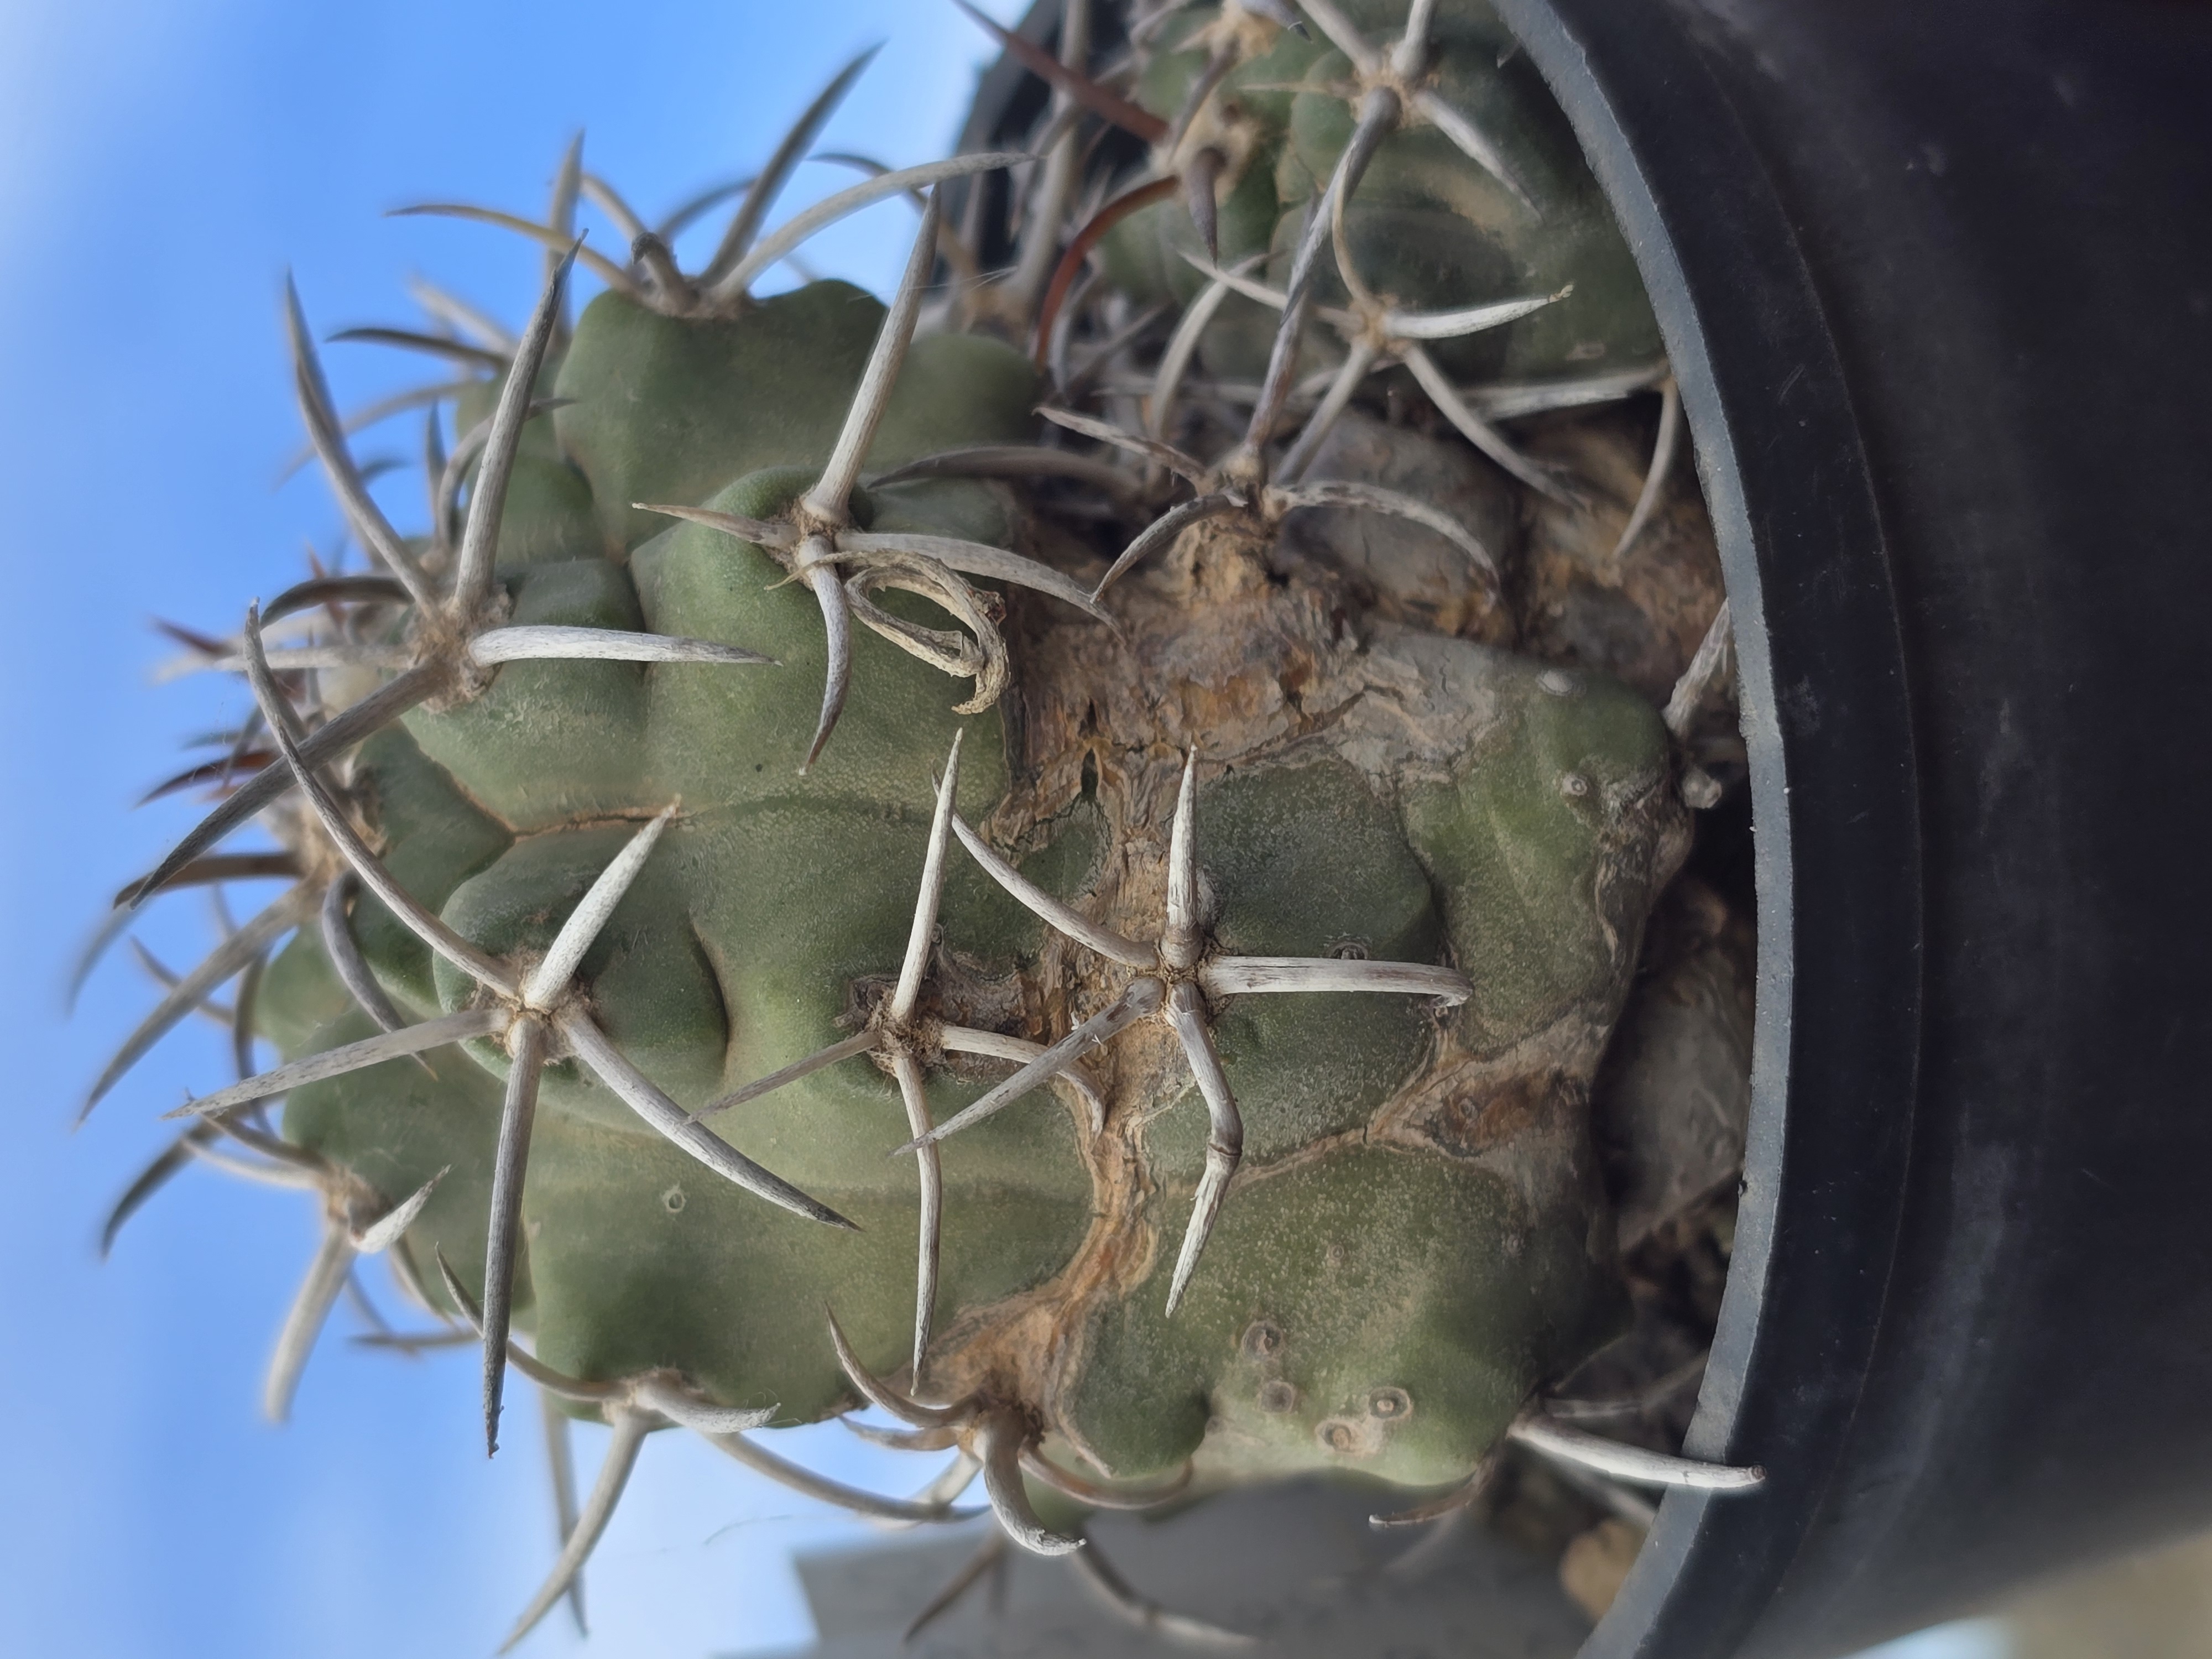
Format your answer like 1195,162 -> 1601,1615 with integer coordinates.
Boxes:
822,1308 -> 1219,1578
905,744 -> 1473,1315
854,517 -> 1762,1588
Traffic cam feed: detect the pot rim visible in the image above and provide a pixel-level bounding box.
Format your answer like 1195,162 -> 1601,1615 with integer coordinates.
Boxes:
1493,1 -> 1928,1651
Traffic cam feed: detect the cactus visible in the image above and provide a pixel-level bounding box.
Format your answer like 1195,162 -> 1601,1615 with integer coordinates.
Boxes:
90,3 -> 1756,1645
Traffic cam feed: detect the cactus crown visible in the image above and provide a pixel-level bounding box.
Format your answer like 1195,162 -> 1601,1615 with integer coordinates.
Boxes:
91,3 -> 1756,1645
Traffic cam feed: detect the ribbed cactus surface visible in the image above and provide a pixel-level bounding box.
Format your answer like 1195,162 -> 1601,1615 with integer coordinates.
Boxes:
92,2 -> 1756,1645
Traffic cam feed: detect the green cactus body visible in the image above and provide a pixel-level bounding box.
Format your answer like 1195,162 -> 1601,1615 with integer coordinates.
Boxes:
98,2 -> 1745,1638
258,320 -> 1688,1470
1108,1 -> 1661,385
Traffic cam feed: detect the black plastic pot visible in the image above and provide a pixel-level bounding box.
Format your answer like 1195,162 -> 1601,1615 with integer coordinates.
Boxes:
1496,2 -> 2212,1653
962,3 -> 2212,1653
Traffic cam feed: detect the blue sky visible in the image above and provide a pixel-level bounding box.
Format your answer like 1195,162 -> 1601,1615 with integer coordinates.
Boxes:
0,2 -> 2017,1656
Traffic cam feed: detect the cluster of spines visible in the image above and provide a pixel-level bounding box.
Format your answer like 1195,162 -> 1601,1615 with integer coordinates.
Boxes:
88,6 -> 1750,1648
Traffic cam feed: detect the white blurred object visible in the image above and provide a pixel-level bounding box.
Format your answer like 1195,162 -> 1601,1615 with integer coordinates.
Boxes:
1850,1618 -> 2013,1659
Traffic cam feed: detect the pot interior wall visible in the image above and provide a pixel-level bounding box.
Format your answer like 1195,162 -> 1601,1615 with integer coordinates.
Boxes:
1495,1 -> 2212,1655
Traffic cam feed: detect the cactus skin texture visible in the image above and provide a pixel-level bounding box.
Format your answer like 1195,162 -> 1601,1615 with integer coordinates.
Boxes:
1105,0 -> 1662,385
94,3 -> 1760,1644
